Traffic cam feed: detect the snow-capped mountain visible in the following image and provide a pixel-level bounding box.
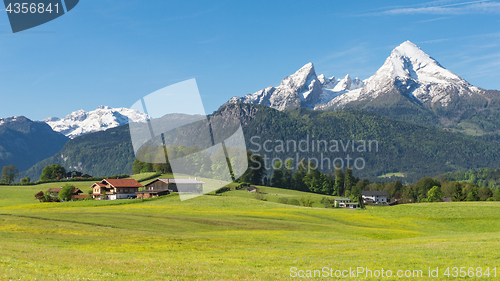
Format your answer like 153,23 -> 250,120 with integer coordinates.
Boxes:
44,106 -> 149,139
227,41 -> 483,112
317,41 -> 481,110
226,63 -> 364,110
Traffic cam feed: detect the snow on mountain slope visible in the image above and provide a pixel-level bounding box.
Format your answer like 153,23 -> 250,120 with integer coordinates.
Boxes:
227,40 -> 483,112
226,63 -> 363,110
322,41 -> 480,109
44,106 -> 149,139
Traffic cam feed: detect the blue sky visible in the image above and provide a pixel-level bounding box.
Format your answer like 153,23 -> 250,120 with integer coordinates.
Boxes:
1,0 -> 500,120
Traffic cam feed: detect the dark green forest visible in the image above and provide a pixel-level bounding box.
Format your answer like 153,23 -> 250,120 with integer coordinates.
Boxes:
436,167 -> 500,189
20,104 -> 500,183
261,161 -> 500,204
20,125 -> 135,181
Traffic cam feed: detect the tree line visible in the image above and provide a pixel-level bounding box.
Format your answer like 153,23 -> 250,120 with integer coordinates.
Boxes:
245,155 -> 500,203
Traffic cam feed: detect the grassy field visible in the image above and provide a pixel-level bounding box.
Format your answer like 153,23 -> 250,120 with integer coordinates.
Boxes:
0,178 -> 499,280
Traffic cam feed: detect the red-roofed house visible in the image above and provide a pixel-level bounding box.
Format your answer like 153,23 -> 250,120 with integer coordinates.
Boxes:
91,182 -> 107,197
91,179 -> 143,200
47,187 -> 62,195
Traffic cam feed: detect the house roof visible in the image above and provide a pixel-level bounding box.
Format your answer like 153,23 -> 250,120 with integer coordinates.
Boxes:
334,197 -> 350,202
102,179 -> 143,188
361,191 -> 388,196
48,187 -> 62,193
136,190 -> 171,194
148,178 -> 205,186
91,182 -> 106,188
72,194 -> 90,199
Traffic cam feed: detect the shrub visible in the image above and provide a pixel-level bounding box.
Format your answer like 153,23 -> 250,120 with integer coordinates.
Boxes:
215,187 -> 231,194
288,198 -> 300,206
254,192 -> 267,201
58,184 -> 76,202
299,196 -> 315,207
236,183 -> 250,190
34,191 -> 44,202
320,197 -> 334,208
20,177 -> 31,185
278,197 -> 288,204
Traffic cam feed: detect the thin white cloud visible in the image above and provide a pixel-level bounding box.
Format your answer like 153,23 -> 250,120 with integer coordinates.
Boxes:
381,1 -> 500,15
352,1 -> 500,16
418,32 -> 500,43
417,16 -> 451,22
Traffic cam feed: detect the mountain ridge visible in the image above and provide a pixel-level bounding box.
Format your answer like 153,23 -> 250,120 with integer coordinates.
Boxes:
0,116 -> 68,172
20,103 -> 500,183
226,41 -> 500,135
44,105 -> 149,139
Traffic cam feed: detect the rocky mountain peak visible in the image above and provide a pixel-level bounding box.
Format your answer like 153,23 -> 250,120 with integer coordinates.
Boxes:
227,41 -> 484,112
44,106 -> 149,139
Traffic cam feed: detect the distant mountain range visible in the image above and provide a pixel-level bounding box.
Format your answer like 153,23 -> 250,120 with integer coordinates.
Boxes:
20,123 -> 135,181
7,40 -> 500,183
44,105 -> 149,139
227,41 -> 500,135
20,104 -> 500,182
0,116 -> 68,172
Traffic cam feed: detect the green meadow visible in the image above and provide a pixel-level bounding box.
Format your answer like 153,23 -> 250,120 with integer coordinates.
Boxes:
0,178 -> 499,280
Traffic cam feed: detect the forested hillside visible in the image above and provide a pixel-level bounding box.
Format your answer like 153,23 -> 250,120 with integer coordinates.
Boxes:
0,116 -> 68,171
20,124 -> 135,180
436,167 -> 500,189
20,103 -> 500,182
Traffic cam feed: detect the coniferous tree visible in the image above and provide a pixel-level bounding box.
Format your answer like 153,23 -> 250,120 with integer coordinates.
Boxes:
321,174 -> 334,195
263,177 -> 269,186
452,182 -> 463,202
241,153 -> 266,185
303,162 -> 322,193
344,166 -> 353,193
271,161 -> 285,188
292,160 -> 307,191
357,193 -> 365,209
333,164 -> 344,196
394,180 -> 403,197
283,159 -> 293,189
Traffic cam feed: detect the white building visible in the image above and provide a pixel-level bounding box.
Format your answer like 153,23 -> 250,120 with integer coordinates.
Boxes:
334,197 -> 359,209
361,191 -> 388,204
